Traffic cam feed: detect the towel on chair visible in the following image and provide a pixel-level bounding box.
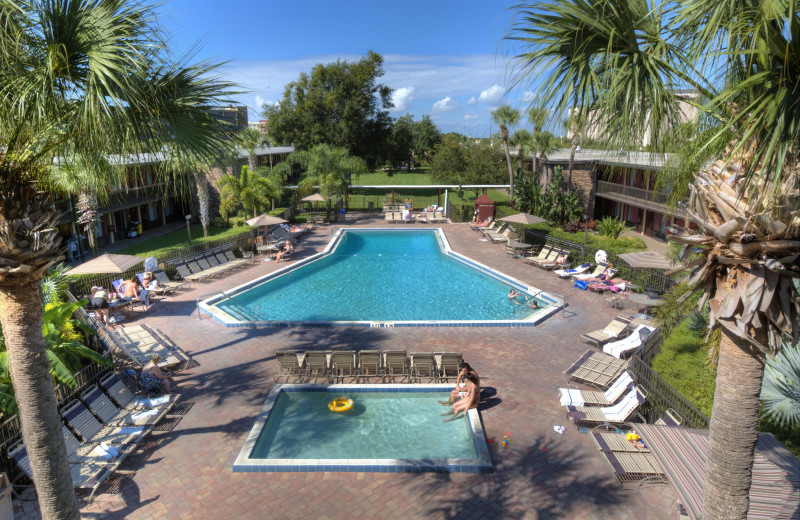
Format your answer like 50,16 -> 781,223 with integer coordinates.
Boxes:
96,442 -> 120,461
126,409 -> 159,423
136,395 -> 170,408
118,426 -> 145,436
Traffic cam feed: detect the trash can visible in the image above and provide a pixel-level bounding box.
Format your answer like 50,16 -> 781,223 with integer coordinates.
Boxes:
0,473 -> 13,520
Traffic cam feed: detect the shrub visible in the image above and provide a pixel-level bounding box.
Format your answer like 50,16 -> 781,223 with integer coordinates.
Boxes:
596,216 -> 629,239
211,216 -> 231,228
229,217 -> 247,227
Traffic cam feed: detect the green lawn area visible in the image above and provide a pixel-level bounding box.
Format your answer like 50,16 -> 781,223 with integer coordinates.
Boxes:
115,225 -> 253,258
652,321 -> 717,417
355,169 -> 433,185
519,222 -> 647,254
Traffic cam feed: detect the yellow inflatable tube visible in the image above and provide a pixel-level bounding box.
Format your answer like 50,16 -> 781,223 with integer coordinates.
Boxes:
328,397 -> 353,412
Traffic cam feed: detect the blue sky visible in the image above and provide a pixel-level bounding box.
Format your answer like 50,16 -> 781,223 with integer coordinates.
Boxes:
157,0 -> 543,136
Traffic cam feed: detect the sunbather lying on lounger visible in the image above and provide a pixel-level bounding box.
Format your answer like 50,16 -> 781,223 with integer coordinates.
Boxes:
441,373 -> 479,422
582,268 -> 618,284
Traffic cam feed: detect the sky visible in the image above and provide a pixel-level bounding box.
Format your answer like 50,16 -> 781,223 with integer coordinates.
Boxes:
156,0 -> 544,137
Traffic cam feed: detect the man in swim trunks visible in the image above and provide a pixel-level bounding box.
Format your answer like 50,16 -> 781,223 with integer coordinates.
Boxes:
439,362 -> 480,406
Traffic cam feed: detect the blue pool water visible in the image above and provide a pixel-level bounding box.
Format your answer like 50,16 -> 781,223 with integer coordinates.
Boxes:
250,390 -> 476,460
215,229 -> 543,322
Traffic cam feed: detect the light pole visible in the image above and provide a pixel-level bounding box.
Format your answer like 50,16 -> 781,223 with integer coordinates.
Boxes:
583,214 -> 589,247
185,214 -> 192,244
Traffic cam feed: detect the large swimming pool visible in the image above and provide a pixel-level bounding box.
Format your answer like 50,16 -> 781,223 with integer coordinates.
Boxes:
200,228 -> 562,327
232,384 -> 492,473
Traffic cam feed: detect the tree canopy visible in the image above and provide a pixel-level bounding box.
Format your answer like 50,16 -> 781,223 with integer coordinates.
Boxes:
263,51 -> 393,169
430,136 -> 506,187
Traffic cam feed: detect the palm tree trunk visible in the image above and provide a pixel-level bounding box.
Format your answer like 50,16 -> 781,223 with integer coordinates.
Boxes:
0,283 -> 80,520
248,155 -> 257,172
702,326 -> 765,519
568,144 -> 576,187
502,135 -> 515,203
194,172 -> 210,237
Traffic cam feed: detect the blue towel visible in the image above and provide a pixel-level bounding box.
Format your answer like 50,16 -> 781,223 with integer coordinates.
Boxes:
574,280 -> 588,290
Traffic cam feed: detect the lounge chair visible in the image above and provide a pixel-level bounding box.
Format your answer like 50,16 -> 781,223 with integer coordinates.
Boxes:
410,353 -> 438,383
603,325 -> 657,359
437,352 -> 463,382
590,430 -> 650,453
81,385 -> 174,428
573,262 -> 609,281
478,221 -> 501,236
99,372 -> 179,411
470,218 -> 493,231
111,279 -> 147,310
60,424 -> 136,466
528,247 -> 561,268
357,350 -> 383,382
136,273 -> 170,298
383,350 -> 409,382
523,243 -> 554,264
330,350 -> 358,383
558,371 -> 634,407
224,249 -> 251,268
174,263 -> 207,283
61,400 -> 149,445
108,325 -> 191,369
590,432 -> 667,486
488,226 -> 513,244
562,349 -> 629,390
579,316 -> 632,347
303,351 -> 330,382
9,440 -> 118,500
655,408 -> 684,426
565,385 -> 647,428
274,350 -> 305,383
537,250 -> 572,271
555,262 -> 592,279
153,269 -> 189,291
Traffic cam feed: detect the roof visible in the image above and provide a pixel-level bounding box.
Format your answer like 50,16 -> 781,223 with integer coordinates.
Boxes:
474,194 -> 494,205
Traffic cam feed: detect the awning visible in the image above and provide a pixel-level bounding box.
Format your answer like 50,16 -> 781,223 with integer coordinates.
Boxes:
635,424 -> 800,519
617,251 -> 674,270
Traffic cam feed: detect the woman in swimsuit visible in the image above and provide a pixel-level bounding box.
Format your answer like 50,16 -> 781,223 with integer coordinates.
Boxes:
442,373 -> 479,422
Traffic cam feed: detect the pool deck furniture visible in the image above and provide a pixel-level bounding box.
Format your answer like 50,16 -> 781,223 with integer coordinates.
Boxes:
330,350 -> 358,383
153,269 -> 189,292
383,351 -> 410,383
302,351 -> 331,383
572,262 -> 609,281
537,250 -> 572,271
579,316 -> 632,347
61,400 -> 150,445
555,263 -> 592,279
99,372 -> 180,412
565,386 -> 647,429
594,448 -> 667,487
409,352 -> 438,383
357,350 -> 384,383
558,371 -> 634,407
603,325 -> 658,359
81,385 -> 178,428
101,324 -> 192,370
562,349 -> 629,390
274,350 -> 305,383
437,352 -> 463,382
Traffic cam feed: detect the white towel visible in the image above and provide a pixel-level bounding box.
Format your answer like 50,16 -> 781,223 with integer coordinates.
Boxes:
128,409 -> 159,423
118,426 -> 145,436
558,388 -> 585,407
96,442 -> 119,461
136,395 -> 169,408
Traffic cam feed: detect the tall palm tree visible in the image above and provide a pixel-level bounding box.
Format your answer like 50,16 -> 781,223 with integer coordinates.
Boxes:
284,144 -> 367,219
506,1 -> 800,518
509,129 -> 533,173
0,0 -> 236,517
238,127 -> 266,172
491,105 -> 521,203
564,111 -> 585,186
218,166 -> 277,219
527,106 -> 548,172
531,131 -> 558,185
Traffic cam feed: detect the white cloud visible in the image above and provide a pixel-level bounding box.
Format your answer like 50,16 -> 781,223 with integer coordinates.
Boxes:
255,95 -> 265,109
520,91 -> 538,104
464,113 -> 479,120
467,96 -> 477,106
391,87 -> 416,112
432,96 -> 459,112
479,84 -> 505,105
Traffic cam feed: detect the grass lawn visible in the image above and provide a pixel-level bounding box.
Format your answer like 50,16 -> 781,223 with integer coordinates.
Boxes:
355,169 -> 433,185
521,222 -> 648,254
651,321 -> 716,417
116,225 -> 253,258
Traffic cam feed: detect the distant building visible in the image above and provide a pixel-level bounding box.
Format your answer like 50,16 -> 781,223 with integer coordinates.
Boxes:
208,105 -> 248,133
247,120 -> 269,136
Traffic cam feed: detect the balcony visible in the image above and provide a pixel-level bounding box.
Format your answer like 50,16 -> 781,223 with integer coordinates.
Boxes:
595,180 -> 686,216
54,199 -> 75,224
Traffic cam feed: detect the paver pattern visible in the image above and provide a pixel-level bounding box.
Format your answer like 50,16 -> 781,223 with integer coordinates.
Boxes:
15,216 -> 679,519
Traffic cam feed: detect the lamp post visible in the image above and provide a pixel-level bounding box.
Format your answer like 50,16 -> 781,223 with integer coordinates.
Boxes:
185,214 -> 192,244
583,214 -> 589,247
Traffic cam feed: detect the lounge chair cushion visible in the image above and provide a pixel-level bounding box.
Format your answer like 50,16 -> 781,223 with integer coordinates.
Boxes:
601,388 -> 642,421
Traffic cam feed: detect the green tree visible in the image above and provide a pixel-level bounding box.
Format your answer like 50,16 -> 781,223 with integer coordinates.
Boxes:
388,114 -> 415,169
430,138 -> 505,187
491,105 -> 521,203
507,2 -> 800,517
430,136 -> 468,184
288,144 -> 367,219
509,129 -> 533,172
237,128 -> 266,172
218,166 -> 278,219
0,1 -> 236,515
527,106 -> 548,172
264,51 -> 393,169
531,131 -> 558,184
411,114 -> 442,165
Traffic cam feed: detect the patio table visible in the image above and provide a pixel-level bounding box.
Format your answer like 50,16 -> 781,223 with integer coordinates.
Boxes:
257,244 -> 280,258
507,241 -> 532,252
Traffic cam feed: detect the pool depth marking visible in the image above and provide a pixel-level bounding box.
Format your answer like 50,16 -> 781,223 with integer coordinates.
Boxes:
199,228 -> 564,327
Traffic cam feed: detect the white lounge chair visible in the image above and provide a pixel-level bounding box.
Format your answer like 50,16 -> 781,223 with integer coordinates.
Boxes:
555,262 -> 592,279
603,325 -> 657,358
558,371 -> 634,407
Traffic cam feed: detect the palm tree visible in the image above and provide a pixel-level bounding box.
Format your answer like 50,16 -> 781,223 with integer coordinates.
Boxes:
0,0 -> 236,517
491,105 -> 521,203
285,144 -> 367,220
218,166 -> 278,220
527,106 -> 548,172
531,131 -> 558,185
238,128 -> 266,172
509,129 -> 533,173
564,111 -> 585,186
506,2 -> 800,518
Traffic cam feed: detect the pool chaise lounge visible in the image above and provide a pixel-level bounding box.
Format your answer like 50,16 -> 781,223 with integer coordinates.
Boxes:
579,316 -> 632,346
562,349 -> 628,390
603,324 -> 659,359
558,371 -> 634,407
565,386 -> 647,428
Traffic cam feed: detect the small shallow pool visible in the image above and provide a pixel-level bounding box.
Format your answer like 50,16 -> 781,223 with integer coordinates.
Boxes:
233,384 -> 492,473
201,228 -> 563,327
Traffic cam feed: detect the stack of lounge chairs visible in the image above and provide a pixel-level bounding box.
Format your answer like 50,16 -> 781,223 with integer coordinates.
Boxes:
101,325 -> 192,370
171,248 -> 250,284
273,350 -> 463,384
9,371 -> 178,500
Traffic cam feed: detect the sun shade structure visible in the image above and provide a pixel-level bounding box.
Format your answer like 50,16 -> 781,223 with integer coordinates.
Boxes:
66,254 -> 146,276
617,250 -> 673,270
499,212 -> 547,225
245,214 -> 287,227
635,424 -> 800,520
301,193 -> 326,202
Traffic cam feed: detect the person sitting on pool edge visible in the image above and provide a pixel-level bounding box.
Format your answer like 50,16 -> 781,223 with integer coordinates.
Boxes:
439,362 -> 480,406
441,373 -> 479,422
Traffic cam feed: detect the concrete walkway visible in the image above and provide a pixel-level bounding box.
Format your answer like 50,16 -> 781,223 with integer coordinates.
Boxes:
14,216 -> 680,520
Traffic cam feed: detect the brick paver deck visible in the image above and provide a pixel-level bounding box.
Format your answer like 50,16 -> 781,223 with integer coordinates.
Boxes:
15,215 -> 679,519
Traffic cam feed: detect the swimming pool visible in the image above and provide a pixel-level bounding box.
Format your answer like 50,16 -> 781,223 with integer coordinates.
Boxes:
200,228 -> 563,327
232,384 -> 492,473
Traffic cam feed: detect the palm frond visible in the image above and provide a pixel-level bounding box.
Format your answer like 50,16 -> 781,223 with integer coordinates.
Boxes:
760,339 -> 800,428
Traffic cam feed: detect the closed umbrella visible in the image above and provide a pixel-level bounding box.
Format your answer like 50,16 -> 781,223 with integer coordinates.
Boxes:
617,251 -> 673,270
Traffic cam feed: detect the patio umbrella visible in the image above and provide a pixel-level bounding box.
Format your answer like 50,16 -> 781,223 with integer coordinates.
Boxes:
245,214 -> 287,227
66,253 -> 147,291
300,193 -> 326,202
635,424 -> 799,520
499,212 -> 547,225
617,250 -> 673,270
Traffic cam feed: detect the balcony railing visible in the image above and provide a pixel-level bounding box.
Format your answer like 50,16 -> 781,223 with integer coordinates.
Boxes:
595,180 -> 686,216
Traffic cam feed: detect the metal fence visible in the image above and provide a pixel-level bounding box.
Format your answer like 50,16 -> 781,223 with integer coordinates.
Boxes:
521,228 -> 678,295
